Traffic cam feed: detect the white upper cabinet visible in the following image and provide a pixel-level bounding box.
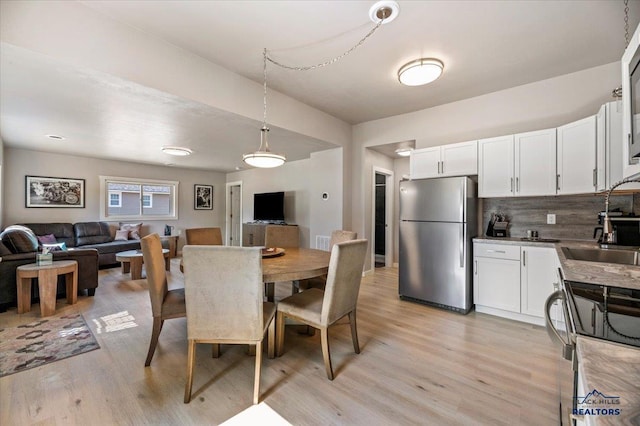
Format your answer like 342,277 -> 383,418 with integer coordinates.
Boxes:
409,146 -> 440,179
514,128 -> 557,196
478,135 -> 514,197
410,140 -> 477,179
557,115 -> 597,195
597,101 -> 640,191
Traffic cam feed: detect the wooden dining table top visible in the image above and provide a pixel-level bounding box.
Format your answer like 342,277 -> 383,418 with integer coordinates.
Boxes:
261,247 -> 330,283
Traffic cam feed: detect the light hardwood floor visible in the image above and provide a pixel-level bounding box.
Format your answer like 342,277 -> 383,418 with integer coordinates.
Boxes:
0,260 -> 561,425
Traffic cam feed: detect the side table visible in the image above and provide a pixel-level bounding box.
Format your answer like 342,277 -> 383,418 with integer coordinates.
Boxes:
17,260 -> 78,317
160,235 -> 179,258
116,249 -> 170,280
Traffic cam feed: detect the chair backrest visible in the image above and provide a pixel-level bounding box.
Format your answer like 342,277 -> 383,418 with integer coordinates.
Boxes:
329,230 -> 357,250
264,225 -> 299,248
321,239 -> 368,325
185,227 -> 223,245
140,234 -> 168,317
183,246 -> 264,341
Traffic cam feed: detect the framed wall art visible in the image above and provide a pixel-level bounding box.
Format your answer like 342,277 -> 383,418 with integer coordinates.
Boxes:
25,176 -> 85,208
194,184 -> 213,210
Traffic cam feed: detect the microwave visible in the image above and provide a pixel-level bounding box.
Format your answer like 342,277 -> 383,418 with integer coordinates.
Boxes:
622,23 -> 640,161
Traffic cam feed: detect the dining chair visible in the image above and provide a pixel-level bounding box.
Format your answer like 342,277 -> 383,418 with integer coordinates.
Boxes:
264,225 -> 299,248
264,225 -> 300,297
182,245 -> 276,404
140,233 -> 186,367
180,227 -> 223,272
297,230 -> 358,291
275,239 -> 368,380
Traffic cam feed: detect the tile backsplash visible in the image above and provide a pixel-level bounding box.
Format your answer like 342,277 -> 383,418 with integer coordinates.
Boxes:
481,193 -> 639,241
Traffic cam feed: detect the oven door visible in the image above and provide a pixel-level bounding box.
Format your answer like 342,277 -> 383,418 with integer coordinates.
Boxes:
545,273 -> 577,425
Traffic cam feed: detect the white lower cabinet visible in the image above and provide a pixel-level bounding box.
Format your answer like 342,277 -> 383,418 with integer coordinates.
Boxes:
474,242 -> 559,325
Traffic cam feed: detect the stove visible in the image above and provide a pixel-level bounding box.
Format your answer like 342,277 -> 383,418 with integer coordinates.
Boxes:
565,281 -> 640,348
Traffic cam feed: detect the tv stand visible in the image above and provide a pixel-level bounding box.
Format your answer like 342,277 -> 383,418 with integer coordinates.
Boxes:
243,223 -> 297,246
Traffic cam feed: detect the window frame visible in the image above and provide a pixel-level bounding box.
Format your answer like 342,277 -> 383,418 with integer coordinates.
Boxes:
108,191 -> 122,208
99,176 -> 178,221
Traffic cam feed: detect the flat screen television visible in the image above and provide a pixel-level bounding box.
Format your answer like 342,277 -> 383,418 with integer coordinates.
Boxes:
253,191 -> 285,222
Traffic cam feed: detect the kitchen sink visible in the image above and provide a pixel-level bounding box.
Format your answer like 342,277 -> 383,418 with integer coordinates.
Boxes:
561,247 -> 640,266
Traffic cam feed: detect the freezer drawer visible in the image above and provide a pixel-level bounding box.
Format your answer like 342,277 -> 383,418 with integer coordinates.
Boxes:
399,221 -> 472,312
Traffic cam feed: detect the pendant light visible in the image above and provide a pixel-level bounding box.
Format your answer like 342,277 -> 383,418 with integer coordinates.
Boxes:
243,49 -> 286,168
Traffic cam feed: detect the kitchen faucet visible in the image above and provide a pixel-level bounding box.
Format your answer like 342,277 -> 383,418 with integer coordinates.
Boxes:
602,177 -> 640,245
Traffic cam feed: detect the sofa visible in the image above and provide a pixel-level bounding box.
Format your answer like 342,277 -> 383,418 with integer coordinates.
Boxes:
0,222 -> 169,312
0,225 -> 99,312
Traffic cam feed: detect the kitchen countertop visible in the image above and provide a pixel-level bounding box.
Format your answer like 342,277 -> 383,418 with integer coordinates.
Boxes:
576,336 -> 640,426
473,237 -> 640,291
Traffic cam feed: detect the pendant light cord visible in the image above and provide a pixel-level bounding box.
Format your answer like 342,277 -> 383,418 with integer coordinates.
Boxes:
266,13 -> 387,71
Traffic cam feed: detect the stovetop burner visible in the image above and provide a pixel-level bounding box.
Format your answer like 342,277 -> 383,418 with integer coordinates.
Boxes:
565,281 -> 640,348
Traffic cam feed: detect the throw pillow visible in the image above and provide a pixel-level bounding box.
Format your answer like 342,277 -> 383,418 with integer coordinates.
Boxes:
119,222 -> 142,240
42,242 -> 67,252
114,229 -> 130,241
37,234 -> 57,245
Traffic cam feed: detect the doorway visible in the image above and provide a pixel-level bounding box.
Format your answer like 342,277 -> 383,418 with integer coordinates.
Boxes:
225,181 -> 242,246
372,167 -> 393,269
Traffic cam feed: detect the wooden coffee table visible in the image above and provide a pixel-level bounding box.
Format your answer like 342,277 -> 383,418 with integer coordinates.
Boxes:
116,249 -> 170,280
16,260 -> 78,317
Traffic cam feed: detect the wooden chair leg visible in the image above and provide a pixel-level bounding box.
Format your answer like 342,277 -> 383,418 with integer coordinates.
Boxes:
276,312 -> 286,356
267,316 -> 275,359
145,317 -> 163,366
320,327 -> 334,380
253,341 -> 262,405
184,340 -> 196,403
212,343 -> 220,358
349,310 -> 361,354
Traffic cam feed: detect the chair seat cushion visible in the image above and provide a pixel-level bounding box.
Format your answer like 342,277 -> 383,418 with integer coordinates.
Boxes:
162,288 -> 186,318
277,288 -> 324,327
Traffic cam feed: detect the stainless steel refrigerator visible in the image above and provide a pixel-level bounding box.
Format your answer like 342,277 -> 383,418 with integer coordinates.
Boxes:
399,177 -> 477,313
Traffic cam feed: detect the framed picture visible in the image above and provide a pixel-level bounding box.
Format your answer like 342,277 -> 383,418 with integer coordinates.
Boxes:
25,175 -> 85,208
194,184 -> 213,210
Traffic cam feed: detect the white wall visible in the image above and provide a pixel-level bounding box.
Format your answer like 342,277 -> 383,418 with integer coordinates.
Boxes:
351,62 -> 622,271
226,147 -> 344,249
310,148 -> 343,248
3,148 -> 226,250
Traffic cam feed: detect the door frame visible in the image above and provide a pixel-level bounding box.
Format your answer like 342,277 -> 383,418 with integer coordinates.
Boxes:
225,181 -> 243,246
371,166 -> 394,269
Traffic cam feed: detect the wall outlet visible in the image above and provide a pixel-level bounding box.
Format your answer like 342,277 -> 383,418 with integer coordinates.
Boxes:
547,214 -> 556,225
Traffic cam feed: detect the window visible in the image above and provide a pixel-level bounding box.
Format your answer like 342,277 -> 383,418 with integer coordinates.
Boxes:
109,192 -> 121,207
142,193 -> 152,208
100,176 -> 178,220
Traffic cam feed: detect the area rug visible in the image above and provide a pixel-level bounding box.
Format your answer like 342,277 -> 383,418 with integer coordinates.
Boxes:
0,313 -> 100,378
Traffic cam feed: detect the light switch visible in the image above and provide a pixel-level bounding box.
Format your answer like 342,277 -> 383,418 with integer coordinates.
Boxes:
547,214 -> 556,225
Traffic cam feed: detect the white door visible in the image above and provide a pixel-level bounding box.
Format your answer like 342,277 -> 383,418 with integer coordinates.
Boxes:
225,181 -> 242,246
410,147 -> 441,179
520,246 -> 557,318
557,115 -> 596,195
441,140 -> 478,177
478,135 -> 515,197
514,128 -> 557,196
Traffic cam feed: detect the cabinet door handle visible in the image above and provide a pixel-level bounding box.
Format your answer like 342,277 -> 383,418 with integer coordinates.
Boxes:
486,249 -> 506,254
592,168 -> 597,188
510,177 -> 514,193
516,177 -> 519,193
441,161 -> 445,174
522,250 -> 526,267
474,260 -> 477,275
556,174 -> 560,191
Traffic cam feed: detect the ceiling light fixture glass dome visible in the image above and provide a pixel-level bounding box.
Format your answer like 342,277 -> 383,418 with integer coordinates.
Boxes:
398,58 -> 444,86
161,146 -> 193,156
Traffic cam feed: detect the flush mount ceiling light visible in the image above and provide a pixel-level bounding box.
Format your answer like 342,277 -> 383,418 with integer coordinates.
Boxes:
161,146 -> 192,156
395,147 -> 413,157
398,58 -> 444,86
244,1 -> 398,168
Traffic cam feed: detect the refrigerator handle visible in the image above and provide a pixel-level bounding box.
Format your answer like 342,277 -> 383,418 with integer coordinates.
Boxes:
459,224 -> 465,268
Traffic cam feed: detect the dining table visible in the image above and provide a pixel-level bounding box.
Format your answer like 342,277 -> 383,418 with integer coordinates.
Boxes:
261,247 -> 330,302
